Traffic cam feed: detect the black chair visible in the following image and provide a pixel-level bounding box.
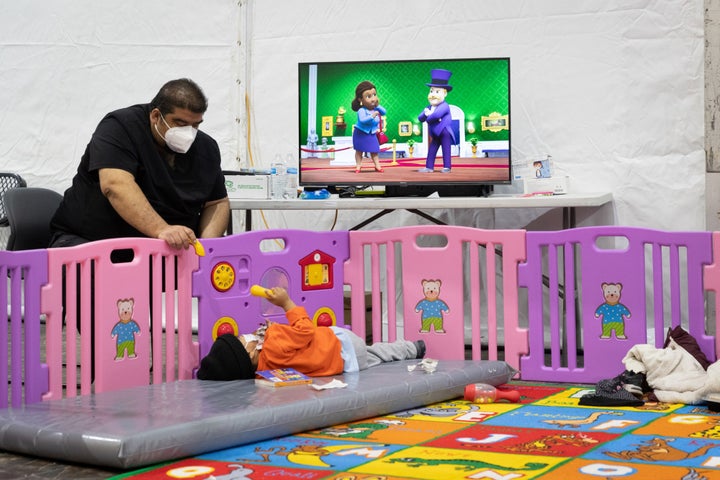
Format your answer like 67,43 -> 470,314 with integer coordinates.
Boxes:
4,187 -> 63,250
0,172 -> 27,227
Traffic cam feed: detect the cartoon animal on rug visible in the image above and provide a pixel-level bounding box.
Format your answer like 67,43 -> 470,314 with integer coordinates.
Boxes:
504,432 -> 599,453
387,456 -> 548,472
319,419 -> 402,439
690,416 -> 720,439
394,401 -> 476,418
110,298 -> 141,360
414,279 -> 449,333
594,282 -> 631,339
245,443 -> 384,468
201,464 -> 254,480
604,437 -> 720,462
543,410 -> 622,428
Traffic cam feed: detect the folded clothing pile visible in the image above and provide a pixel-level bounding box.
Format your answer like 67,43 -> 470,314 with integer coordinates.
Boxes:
581,325 -> 715,406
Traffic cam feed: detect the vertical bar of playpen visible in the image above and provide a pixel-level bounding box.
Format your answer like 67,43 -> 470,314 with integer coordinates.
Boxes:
9,270 -> 22,407
22,265 -> 44,406
547,244 -> 561,369
80,258 -> 93,396
701,232 -> 720,358
385,240 -> 397,344
564,241 -> 578,371
164,254 -> 177,383
687,235 -> 713,354
0,266 -> 7,408
469,242 -> 481,360
669,244 -> 681,330
370,242 -> 388,342
344,234 -> 367,342
151,254 -> 164,384
176,252 -> 198,379
522,241 -> 544,369
652,243 -> 665,347
63,261 -> 78,397
44,272 -> 61,401
485,242 -> 498,360
502,233 -> 526,373
706,232 -> 720,359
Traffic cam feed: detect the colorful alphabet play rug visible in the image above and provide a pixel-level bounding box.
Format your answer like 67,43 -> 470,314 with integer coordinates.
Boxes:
111,383 -> 720,479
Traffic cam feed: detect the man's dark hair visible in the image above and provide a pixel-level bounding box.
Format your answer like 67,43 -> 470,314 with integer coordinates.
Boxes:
151,78 -> 208,114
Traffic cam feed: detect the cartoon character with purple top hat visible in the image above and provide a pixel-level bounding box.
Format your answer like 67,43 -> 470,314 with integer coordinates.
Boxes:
418,69 -> 455,173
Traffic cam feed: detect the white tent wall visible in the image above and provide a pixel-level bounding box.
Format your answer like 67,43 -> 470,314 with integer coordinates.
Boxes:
0,0 -> 708,234
0,1 -> 242,192
246,0 -> 704,231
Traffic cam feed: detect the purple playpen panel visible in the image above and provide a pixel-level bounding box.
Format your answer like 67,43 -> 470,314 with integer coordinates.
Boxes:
43,239 -> 198,400
345,226 -> 527,370
0,249 -> 48,408
519,227 -> 713,383
193,230 -> 349,361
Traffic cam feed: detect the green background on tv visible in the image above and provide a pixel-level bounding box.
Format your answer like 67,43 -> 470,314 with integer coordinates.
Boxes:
299,58 -> 509,146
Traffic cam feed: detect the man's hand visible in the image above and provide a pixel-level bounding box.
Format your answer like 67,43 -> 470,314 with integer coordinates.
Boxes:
157,225 -> 197,250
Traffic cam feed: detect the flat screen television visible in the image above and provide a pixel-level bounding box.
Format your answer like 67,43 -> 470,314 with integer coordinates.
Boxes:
298,57 -> 511,196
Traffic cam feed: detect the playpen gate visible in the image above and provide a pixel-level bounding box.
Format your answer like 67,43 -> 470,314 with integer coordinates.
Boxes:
193,230 -> 349,360
519,226 -> 715,383
344,225 -> 527,370
41,238 -> 198,400
0,249 -> 47,408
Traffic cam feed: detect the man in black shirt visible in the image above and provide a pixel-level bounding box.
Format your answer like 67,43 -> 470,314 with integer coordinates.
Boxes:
50,78 -> 229,250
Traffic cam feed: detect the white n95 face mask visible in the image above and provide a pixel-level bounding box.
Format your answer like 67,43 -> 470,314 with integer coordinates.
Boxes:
156,113 -> 198,154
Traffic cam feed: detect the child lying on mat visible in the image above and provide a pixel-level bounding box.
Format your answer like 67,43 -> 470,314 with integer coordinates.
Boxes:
197,287 -> 425,381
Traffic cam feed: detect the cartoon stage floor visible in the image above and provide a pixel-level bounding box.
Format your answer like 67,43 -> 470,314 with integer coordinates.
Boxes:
300,155 -> 510,185
108,383 -> 720,479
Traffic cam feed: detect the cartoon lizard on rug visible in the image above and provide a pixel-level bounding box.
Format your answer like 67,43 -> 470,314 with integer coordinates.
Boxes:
543,410 -> 622,428
387,457 -> 548,472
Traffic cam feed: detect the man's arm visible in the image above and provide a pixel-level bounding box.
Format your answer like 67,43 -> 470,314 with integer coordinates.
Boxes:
198,197 -> 230,238
99,168 -> 196,249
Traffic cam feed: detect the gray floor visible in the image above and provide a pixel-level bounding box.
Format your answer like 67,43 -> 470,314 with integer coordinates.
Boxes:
0,321 -> 194,479
0,453 -> 120,479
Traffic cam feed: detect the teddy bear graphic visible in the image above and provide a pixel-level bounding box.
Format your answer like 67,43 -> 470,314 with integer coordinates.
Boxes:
111,298 -> 141,360
594,282 -> 631,339
415,279 -> 450,333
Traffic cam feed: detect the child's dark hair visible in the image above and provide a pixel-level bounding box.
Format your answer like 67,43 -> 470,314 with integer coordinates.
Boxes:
351,80 -> 376,112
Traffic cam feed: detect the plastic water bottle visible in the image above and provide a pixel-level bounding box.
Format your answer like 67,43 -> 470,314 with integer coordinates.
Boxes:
270,155 -> 286,200
464,383 -> 520,404
285,166 -> 298,199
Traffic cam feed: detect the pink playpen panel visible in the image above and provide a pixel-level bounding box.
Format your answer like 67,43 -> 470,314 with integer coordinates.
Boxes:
345,225 -> 527,371
0,249 -> 48,408
193,230 -> 349,360
42,239 -> 198,399
519,227 -> 714,383
703,231 -> 720,359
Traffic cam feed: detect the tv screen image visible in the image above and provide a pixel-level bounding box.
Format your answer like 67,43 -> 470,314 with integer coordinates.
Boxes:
298,57 -> 511,195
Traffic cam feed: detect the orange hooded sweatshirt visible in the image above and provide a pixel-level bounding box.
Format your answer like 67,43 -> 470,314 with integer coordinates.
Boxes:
256,306 -> 344,377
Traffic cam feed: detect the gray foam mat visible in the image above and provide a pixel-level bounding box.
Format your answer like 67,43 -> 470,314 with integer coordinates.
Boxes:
0,360 -> 515,469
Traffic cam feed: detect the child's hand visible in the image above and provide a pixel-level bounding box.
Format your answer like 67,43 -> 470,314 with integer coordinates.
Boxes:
266,287 -> 296,311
